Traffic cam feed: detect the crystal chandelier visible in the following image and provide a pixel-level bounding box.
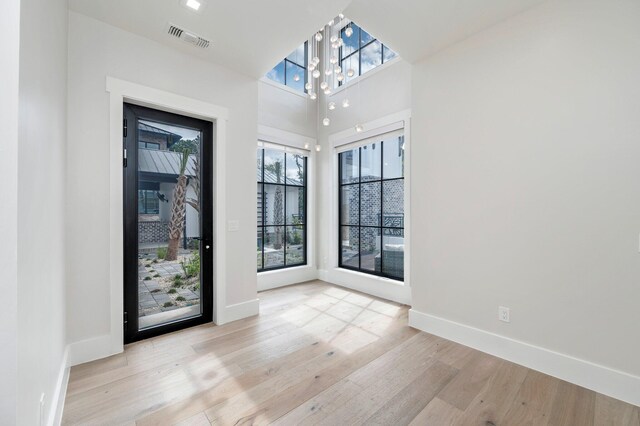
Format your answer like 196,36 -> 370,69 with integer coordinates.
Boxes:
306,14 -> 362,132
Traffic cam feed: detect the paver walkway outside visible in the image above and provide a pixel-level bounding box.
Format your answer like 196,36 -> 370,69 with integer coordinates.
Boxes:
137,254 -> 200,318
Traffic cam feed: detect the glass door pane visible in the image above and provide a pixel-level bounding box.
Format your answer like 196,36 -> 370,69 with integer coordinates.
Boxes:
137,119 -> 203,330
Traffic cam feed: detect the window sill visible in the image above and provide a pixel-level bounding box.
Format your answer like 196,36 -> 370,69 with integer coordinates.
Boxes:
333,267 -> 405,286
329,56 -> 402,97
259,77 -> 309,99
257,264 -> 313,275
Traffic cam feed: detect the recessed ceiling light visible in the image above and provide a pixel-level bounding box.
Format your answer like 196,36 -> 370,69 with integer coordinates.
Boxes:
185,0 -> 201,10
180,0 -> 205,14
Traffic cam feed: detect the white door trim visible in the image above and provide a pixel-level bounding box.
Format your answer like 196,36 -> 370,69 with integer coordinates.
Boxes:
81,76 -> 230,364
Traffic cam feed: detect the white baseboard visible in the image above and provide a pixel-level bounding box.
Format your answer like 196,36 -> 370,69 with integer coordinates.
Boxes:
408,309 -> 640,407
67,334 -> 121,367
48,347 -> 70,426
220,298 -> 260,324
66,298 -> 261,369
258,266 -> 318,292
319,268 -> 412,305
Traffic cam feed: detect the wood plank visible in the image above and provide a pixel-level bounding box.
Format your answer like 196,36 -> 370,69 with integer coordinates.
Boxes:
135,338 -> 333,425
62,281 -> 636,426
548,381 -> 596,426
501,369 -> 560,426
454,360 -> 529,425
225,324 -> 417,425
173,412 -> 211,426
203,314 -> 411,424
409,398 -> 463,426
136,298 -> 399,425
363,360 -> 458,425
436,350 -> 503,411
273,332 -> 442,426
593,393 -> 640,426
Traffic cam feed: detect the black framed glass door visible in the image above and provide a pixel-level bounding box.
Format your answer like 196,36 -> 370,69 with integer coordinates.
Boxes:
123,103 -> 213,343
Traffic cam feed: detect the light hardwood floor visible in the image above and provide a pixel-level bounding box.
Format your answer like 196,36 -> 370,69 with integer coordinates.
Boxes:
62,281 -> 639,425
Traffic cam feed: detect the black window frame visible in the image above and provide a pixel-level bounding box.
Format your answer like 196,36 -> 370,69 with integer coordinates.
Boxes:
138,141 -> 161,150
257,147 -> 308,272
338,23 -> 397,86
137,189 -> 160,214
266,41 -> 309,93
338,136 -> 405,281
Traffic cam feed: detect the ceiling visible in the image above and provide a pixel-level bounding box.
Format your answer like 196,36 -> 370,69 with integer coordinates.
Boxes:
69,0 -> 545,78
344,0 -> 545,63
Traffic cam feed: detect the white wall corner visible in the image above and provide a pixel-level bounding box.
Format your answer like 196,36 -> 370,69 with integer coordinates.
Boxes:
67,335 -> 120,368
48,347 -> 70,426
408,309 -> 640,407
220,299 -> 260,325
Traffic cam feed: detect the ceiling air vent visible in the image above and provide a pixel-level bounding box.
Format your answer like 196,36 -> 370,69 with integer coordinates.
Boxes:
167,23 -> 210,49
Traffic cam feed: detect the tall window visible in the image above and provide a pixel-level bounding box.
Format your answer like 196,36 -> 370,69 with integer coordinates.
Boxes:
339,23 -> 397,86
266,42 -> 308,93
338,133 -> 405,280
257,147 -> 307,271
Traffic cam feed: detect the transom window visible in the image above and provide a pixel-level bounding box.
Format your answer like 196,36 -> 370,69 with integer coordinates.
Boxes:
266,42 -> 308,93
338,132 -> 405,280
257,147 -> 308,271
339,22 -> 397,86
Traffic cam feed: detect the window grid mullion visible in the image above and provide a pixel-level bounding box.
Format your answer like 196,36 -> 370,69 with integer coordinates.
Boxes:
259,150 -> 307,272
339,176 -> 404,187
261,149 -> 265,271
380,141 -> 384,275
342,50 -> 359,63
358,146 -> 362,270
337,141 -> 404,280
303,156 -> 308,265
338,153 -> 342,266
283,60 -> 287,86
304,41 -> 308,93
283,154 -> 287,266
358,29 -> 362,77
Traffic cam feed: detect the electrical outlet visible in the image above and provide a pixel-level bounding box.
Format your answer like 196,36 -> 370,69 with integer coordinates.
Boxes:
498,306 -> 510,323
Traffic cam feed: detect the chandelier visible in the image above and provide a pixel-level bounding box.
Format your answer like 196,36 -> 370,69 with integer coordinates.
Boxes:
305,14 -> 363,133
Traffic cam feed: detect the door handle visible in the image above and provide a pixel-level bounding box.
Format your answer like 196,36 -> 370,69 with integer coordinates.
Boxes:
192,237 -> 211,250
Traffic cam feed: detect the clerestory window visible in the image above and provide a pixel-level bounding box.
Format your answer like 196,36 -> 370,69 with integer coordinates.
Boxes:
338,22 -> 398,86
266,42 -> 308,93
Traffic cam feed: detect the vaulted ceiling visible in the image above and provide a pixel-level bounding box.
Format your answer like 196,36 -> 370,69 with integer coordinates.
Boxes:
344,0 -> 545,63
69,0 -> 545,78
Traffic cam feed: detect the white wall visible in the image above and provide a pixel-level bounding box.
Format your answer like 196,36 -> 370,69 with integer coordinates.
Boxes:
67,11 -> 258,343
17,0 -> 69,423
258,80 -> 317,139
411,0 -> 640,391
256,72 -> 319,290
322,59 -> 412,132
316,59 -> 413,302
0,1 -> 21,423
